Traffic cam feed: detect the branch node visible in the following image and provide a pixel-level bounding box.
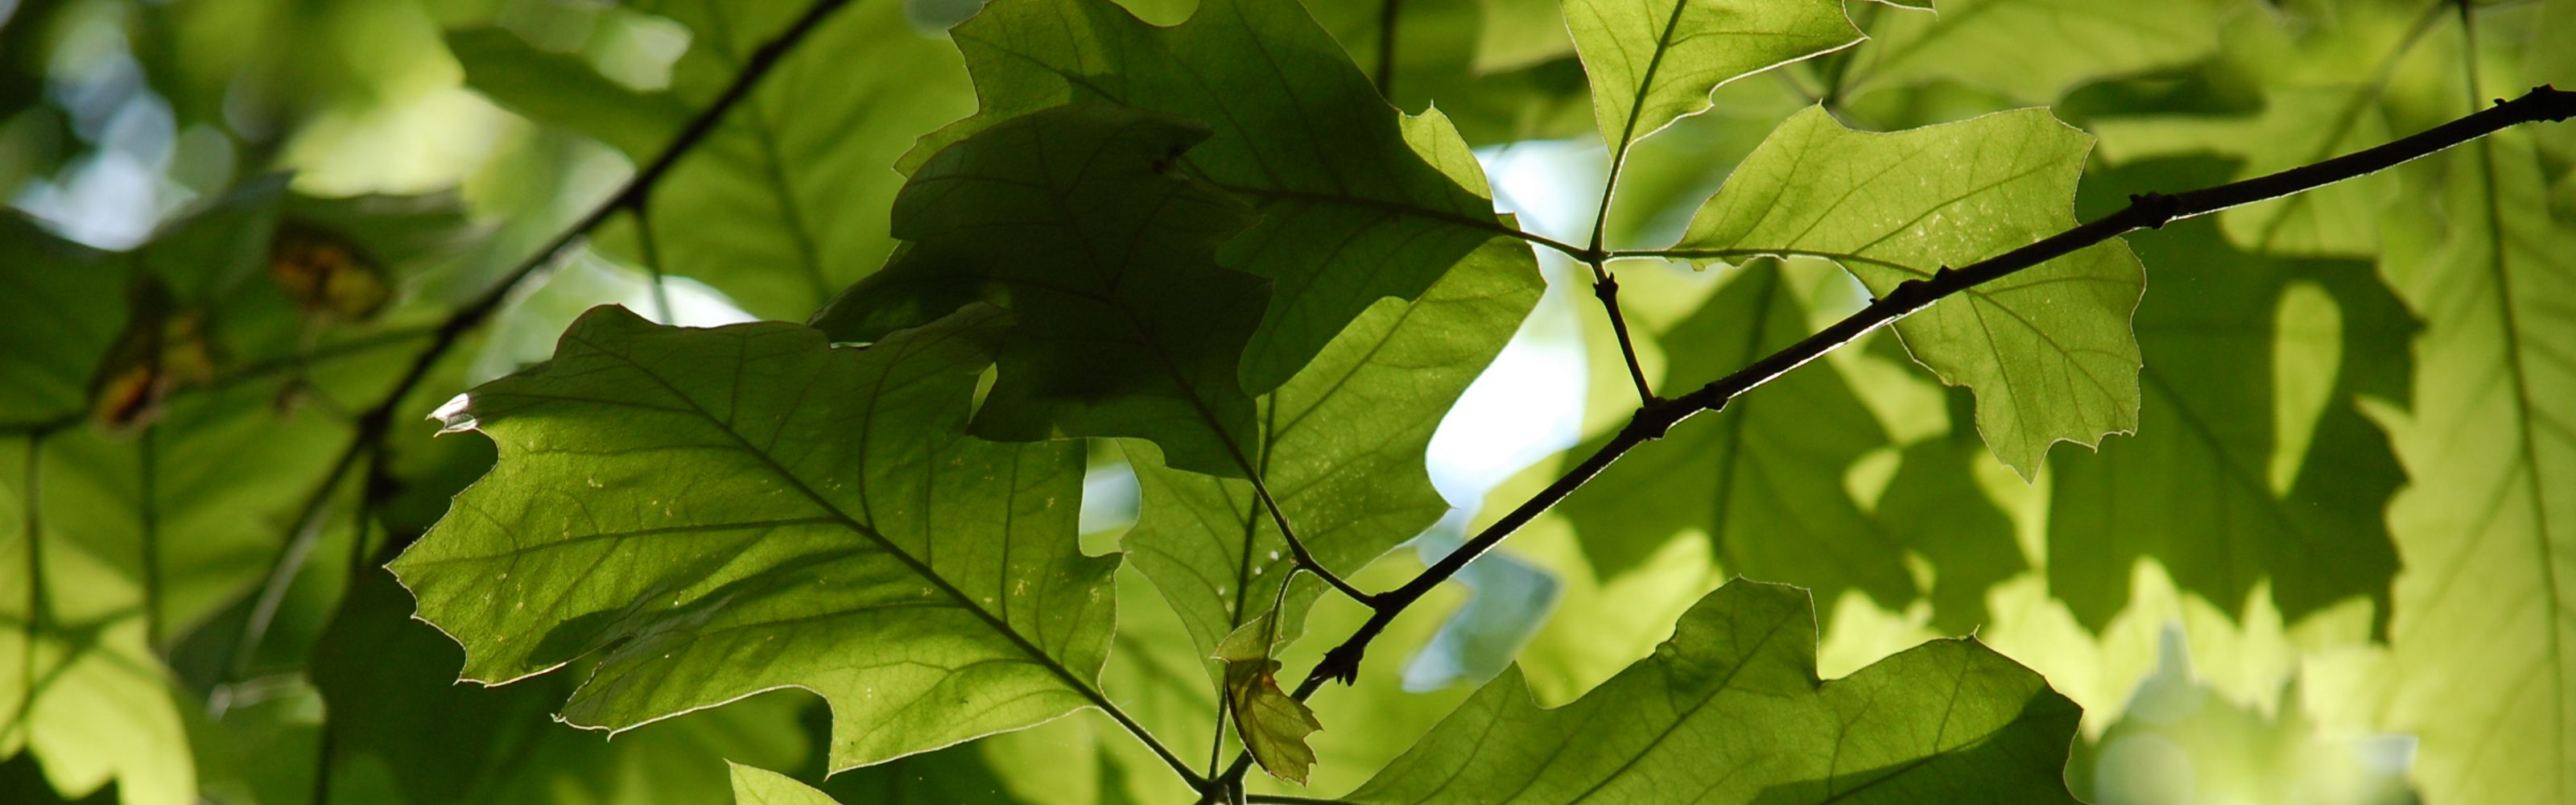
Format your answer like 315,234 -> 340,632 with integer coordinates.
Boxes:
2128,192 -> 2182,228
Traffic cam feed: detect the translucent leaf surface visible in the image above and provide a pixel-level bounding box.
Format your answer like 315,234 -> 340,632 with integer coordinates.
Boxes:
1343,580 -> 2081,803
1670,106 -> 2144,477
2372,132 -> 2576,804
390,305 -> 1114,771
729,763 -> 840,805
1563,0 -> 1860,153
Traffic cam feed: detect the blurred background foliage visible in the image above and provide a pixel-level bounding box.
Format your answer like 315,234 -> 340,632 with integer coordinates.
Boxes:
1,0 -> 2570,803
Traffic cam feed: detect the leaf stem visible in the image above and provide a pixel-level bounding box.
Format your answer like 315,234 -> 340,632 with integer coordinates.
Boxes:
1298,84 -> 2576,689
632,202 -> 677,324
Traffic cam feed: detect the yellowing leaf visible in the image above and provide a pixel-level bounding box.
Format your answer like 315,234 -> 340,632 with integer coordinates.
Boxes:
1215,614 -> 1323,786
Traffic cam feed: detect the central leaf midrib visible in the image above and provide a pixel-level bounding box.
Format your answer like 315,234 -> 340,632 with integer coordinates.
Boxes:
2467,134 -> 2568,797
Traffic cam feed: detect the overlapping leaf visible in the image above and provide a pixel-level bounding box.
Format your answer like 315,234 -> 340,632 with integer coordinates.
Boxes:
2372,133 -> 2576,804
1564,0 -> 1860,155
1120,108 -> 1541,669
389,305 -> 1115,771
1343,580 -> 2081,803
813,103 -> 1267,477
1669,106 -> 2144,477
919,0 -> 1517,392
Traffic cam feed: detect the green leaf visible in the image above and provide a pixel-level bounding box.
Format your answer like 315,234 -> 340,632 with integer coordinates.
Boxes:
1120,209 -> 1540,666
920,0 -> 1520,393
1563,0 -> 1859,155
0,466 -> 194,805
388,304 -> 1116,771
2371,132 -> 2576,803
1216,615 -> 1323,785
316,568 -> 811,805
2044,156 -> 2407,631
1668,106 -> 2144,477
451,0 -> 976,319
440,27 -> 691,159
729,762 -> 840,805
1560,261 -> 1914,611
1836,0 -> 2223,103
1343,580 -> 2082,803
814,103 -> 1267,477
0,217 -> 125,425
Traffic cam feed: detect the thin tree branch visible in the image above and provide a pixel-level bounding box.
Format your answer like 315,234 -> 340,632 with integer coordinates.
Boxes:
214,0 -> 861,686
1373,0 -> 1402,98
1298,84 -> 2576,690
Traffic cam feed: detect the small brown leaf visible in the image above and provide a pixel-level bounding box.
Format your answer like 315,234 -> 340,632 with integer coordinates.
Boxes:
1216,613 -> 1322,785
270,221 -> 390,320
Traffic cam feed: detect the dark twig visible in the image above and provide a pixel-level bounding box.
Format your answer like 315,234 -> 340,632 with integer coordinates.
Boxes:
1296,84 -> 2576,690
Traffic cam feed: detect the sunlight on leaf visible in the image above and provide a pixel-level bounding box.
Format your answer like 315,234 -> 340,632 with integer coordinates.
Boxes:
1564,0 -> 1860,155
390,305 -> 1114,771
728,762 -> 839,805
1344,580 -> 2081,803
1668,106 -> 2144,477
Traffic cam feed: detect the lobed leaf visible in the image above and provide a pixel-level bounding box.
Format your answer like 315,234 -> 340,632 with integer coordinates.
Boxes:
1669,106 -> 2144,477
390,304 -> 1115,772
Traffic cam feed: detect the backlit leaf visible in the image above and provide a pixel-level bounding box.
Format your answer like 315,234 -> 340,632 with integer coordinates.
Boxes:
390,304 -> 1116,771
1668,106 -> 2144,477
2371,131 -> 2576,804
1564,0 -> 1860,153
1343,580 -> 2081,803
1216,615 -> 1323,785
